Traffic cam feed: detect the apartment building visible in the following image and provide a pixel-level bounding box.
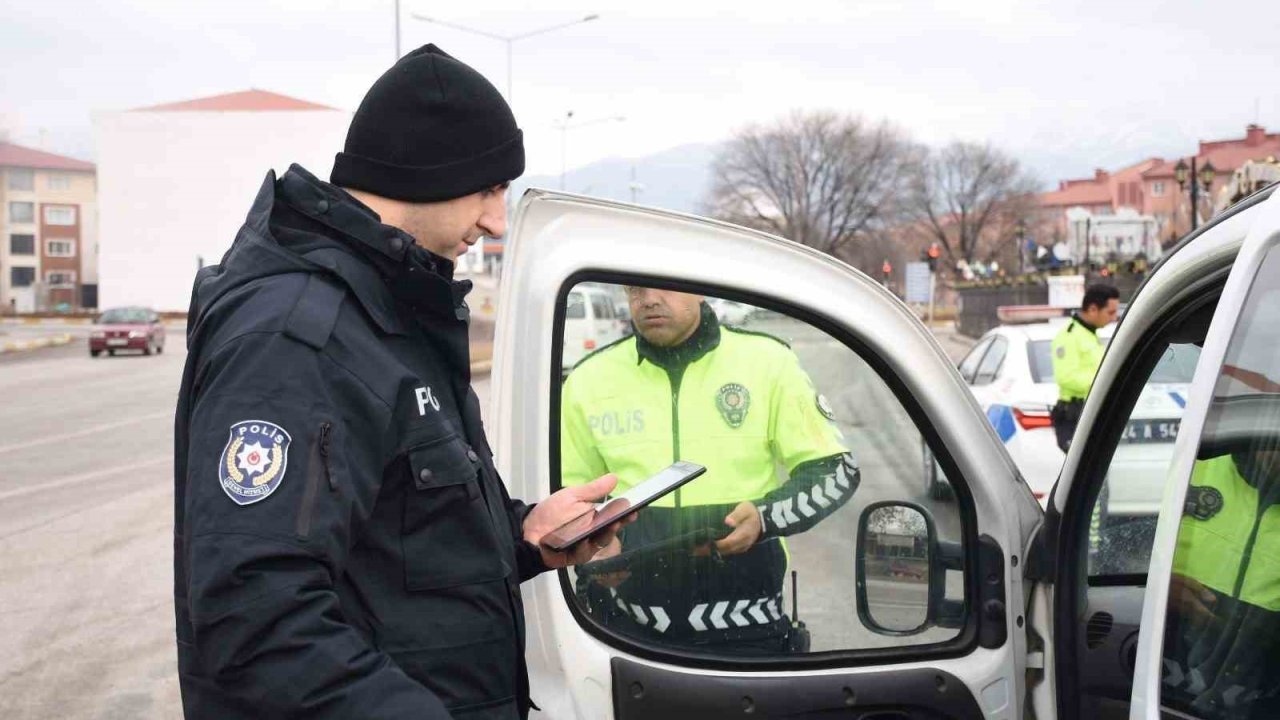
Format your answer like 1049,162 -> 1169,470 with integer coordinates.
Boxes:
0,141 -> 97,312
1039,124 -> 1280,247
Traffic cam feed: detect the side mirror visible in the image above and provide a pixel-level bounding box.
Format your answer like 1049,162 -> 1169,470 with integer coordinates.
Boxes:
856,501 -> 942,636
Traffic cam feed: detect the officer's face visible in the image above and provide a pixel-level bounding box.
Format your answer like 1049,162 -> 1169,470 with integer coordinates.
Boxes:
400,183 -> 509,261
1082,298 -> 1120,328
627,287 -> 704,347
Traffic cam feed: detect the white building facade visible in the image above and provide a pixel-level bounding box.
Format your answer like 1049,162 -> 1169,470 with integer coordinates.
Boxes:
1064,206 -> 1161,265
94,91 -> 352,311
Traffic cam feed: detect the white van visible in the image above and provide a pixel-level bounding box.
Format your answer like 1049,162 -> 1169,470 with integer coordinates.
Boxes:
562,284 -> 628,373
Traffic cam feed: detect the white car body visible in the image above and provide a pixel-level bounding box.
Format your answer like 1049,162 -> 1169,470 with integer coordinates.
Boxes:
489,183 -> 1280,719
960,320 -> 1193,511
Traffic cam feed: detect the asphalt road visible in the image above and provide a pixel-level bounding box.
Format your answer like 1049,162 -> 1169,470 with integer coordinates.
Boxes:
0,319 -> 974,718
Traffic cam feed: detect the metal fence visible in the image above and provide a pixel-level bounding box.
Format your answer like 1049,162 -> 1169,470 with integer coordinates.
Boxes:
954,273 -> 1143,338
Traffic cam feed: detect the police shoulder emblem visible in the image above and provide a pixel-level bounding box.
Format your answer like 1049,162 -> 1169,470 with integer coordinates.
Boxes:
1183,485 -> 1224,521
219,420 -> 292,506
1055,345 -> 1066,359
716,383 -> 751,428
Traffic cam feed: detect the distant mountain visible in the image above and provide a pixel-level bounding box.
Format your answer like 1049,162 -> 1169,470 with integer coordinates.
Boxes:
512,142 -> 721,215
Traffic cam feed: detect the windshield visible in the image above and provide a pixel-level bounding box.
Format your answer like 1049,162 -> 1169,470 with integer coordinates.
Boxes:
1028,338 -> 1199,385
98,308 -> 150,324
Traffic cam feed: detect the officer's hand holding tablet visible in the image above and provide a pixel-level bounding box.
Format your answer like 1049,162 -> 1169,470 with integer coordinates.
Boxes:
529,461 -> 707,566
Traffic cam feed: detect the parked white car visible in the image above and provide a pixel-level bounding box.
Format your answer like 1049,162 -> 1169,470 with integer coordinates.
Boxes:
952,320 -> 1195,510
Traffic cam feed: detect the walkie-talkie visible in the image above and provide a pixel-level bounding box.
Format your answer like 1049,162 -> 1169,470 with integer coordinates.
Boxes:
786,569 -> 811,653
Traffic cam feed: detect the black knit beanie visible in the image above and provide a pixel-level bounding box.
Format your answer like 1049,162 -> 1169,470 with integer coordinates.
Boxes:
331,44 -> 524,203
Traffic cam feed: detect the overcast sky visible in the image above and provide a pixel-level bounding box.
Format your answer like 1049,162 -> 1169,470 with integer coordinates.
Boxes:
2,0 -> 1276,184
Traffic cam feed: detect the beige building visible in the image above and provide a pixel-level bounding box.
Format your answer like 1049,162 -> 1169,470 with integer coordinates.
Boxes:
0,141 -> 98,312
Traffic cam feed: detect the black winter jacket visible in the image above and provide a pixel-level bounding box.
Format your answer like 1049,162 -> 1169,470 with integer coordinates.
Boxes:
174,164 -> 545,719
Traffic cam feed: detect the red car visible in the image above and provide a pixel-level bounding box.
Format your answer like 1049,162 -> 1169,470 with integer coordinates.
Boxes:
89,306 -> 166,357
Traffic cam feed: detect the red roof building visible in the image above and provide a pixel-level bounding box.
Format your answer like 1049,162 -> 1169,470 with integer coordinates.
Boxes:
0,142 -> 98,312
0,142 -> 95,173
1038,125 -> 1280,245
132,89 -> 337,113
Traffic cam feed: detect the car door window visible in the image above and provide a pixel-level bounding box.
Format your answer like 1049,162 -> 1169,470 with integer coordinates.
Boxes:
566,292 -> 586,319
1160,245 -> 1280,719
973,337 -> 1008,386
958,337 -> 993,384
557,280 -> 968,659
1088,340 -> 1203,578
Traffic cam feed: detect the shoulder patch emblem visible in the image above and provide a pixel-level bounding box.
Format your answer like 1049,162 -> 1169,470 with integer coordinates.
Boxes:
1184,485 -> 1224,521
1055,345 -> 1066,359
219,420 -> 292,506
716,383 -> 751,428
816,393 -> 836,420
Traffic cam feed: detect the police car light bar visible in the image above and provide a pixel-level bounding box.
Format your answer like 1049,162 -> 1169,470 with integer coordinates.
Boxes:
995,305 -> 1071,325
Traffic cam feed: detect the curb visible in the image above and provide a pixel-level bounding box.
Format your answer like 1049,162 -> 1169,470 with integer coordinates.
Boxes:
0,333 -> 74,354
1,318 -> 93,326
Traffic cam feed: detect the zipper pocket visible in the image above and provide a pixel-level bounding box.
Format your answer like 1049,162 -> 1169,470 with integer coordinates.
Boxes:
296,422 -> 333,539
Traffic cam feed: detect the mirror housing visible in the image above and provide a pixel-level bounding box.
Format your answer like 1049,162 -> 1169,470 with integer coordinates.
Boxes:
856,501 -> 948,636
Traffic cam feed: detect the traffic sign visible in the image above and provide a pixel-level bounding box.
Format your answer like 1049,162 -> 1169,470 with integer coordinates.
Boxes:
905,262 -> 932,303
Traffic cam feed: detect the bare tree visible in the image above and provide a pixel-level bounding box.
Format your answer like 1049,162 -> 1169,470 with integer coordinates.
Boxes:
702,111 -> 913,257
906,142 -> 1040,268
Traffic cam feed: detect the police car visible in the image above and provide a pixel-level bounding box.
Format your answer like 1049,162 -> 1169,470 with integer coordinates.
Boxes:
492,182 -> 1280,718
953,319 -> 1195,509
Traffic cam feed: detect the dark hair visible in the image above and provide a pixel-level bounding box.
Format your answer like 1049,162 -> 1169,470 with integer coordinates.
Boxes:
1082,283 -> 1120,311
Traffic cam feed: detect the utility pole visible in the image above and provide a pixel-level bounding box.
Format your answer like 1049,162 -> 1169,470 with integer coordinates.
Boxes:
394,0 -> 401,61
628,164 -> 645,203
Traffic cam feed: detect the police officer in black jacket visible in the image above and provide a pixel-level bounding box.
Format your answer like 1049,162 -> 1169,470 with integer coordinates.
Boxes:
174,45 -> 621,719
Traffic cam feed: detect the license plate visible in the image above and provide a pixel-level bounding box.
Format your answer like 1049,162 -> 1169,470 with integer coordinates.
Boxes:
1122,419 -> 1180,444
107,338 -> 128,347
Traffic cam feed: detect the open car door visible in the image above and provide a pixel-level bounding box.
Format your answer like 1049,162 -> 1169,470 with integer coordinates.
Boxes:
1040,184 -> 1280,720
491,190 -> 1043,719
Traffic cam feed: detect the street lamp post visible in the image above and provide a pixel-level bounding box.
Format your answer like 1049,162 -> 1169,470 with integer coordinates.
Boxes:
1014,218 -> 1028,275
1174,157 -> 1218,233
409,14 -> 600,104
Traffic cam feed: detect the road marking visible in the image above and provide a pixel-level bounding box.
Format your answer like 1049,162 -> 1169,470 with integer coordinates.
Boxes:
0,457 -> 169,502
0,410 -> 171,455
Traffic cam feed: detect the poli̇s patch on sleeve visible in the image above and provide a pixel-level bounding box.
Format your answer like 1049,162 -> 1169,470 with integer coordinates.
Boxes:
219,419 -> 292,506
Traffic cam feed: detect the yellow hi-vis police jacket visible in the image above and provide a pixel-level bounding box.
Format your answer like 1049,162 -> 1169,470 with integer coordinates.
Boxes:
1052,315 -> 1105,402
559,307 -> 857,642
561,320 -> 852,525
1174,455 -> 1280,611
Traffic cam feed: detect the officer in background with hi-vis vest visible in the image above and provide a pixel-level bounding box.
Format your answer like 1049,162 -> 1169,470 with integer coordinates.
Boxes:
560,286 -> 859,654
1050,283 -> 1120,452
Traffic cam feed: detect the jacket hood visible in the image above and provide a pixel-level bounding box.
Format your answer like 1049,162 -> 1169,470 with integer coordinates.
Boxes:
187,165 -> 471,346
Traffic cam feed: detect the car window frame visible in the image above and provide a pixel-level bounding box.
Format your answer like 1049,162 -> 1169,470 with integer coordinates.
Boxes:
1047,270 -> 1229,720
549,269 -> 986,673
